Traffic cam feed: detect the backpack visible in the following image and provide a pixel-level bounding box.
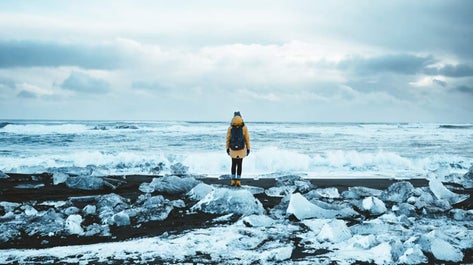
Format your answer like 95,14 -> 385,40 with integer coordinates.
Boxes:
230,125 -> 245,150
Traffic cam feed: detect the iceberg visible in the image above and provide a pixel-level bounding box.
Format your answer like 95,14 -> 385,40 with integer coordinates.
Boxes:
191,188 -> 264,215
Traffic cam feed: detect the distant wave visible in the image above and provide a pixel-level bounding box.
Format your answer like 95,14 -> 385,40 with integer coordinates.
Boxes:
439,124 -> 473,129
0,122 -> 11,129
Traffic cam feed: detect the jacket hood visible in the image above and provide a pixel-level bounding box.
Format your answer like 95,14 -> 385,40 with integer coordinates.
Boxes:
231,115 -> 244,126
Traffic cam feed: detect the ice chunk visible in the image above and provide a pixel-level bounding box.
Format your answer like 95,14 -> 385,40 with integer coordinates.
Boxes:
146,176 -> 200,194
399,246 -> 428,264
275,174 -> 313,193
317,220 -> 352,243
242,215 -> 274,227
0,223 -> 21,242
361,196 -> 387,216
66,176 -> 104,190
429,179 -> 469,204
64,206 -> 80,216
0,170 -> 10,179
65,214 -> 84,235
342,186 -> 383,199
191,188 -> 264,215
380,181 -> 414,203
430,238 -> 463,262
187,183 -> 213,201
138,182 -> 154,193
462,166 -> 473,188
393,203 -> 417,217
111,211 -> 131,226
97,193 -> 130,224
265,186 -> 296,197
287,193 -> 357,220
260,246 -> 293,261
134,195 -> 174,222
309,187 -> 340,199
302,219 -> 331,234
53,172 -> 69,185
82,205 -> 96,215
22,205 -> 38,216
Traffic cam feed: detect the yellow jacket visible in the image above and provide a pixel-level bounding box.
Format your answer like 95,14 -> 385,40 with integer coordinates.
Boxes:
226,115 -> 250,159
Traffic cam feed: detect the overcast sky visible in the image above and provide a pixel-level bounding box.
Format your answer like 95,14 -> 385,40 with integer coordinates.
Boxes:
1,0 -> 472,122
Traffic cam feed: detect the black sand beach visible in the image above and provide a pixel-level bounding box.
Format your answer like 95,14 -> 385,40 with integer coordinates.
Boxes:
1,172 -> 472,264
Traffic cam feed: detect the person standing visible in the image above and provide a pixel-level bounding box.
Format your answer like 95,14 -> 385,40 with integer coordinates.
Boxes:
226,111 -> 250,187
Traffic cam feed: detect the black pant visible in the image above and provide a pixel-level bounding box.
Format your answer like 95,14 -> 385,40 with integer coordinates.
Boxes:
231,158 -> 242,177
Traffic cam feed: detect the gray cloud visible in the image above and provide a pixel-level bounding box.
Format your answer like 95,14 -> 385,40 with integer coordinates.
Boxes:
61,72 -> 110,94
337,54 -> 436,75
0,40 -> 124,69
456,85 -> 473,94
430,64 -> 473,78
0,78 -> 16,89
17,90 -> 37,98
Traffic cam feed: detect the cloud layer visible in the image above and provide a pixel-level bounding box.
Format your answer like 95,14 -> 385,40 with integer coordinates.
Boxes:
0,1 -> 472,122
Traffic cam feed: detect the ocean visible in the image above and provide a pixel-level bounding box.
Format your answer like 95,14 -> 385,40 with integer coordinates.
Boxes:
1,120 -> 472,179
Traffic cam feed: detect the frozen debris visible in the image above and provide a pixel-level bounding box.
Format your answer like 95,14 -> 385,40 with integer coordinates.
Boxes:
82,205 -> 96,216
260,246 -> 293,262
317,220 -> 352,243
0,223 -> 21,242
138,182 -> 155,193
22,205 -> 38,216
25,208 -> 65,237
191,188 -> 265,215
316,187 -> 340,199
430,238 -> 463,262
53,172 -> 69,185
241,185 -> 265,195
97,193 -> 130,224
111,211 -> 131,226
341,186 -> 383,199
275,174 -> 313,193
0,170 -> 10,179
380,181 -> 414,203
450,209 -> 473,221
393,203 -> 417,217
398,246 -> 428,264
65,214 -> 84,235
302,219 -> 331,234
64,206 -> 80,216
265,186 -> 296,197
463,166 -> 473,188
287,193 -> 357,220
429,179 -> 469,204
66,176 -> 104,190
133,195 -> 174,222
241,215 -> 275,227
361,196 -> 387,216
170,162 -> 189,175
187,183 -> 214,201
145,176 -> 200,194
15,183 -> 45,189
